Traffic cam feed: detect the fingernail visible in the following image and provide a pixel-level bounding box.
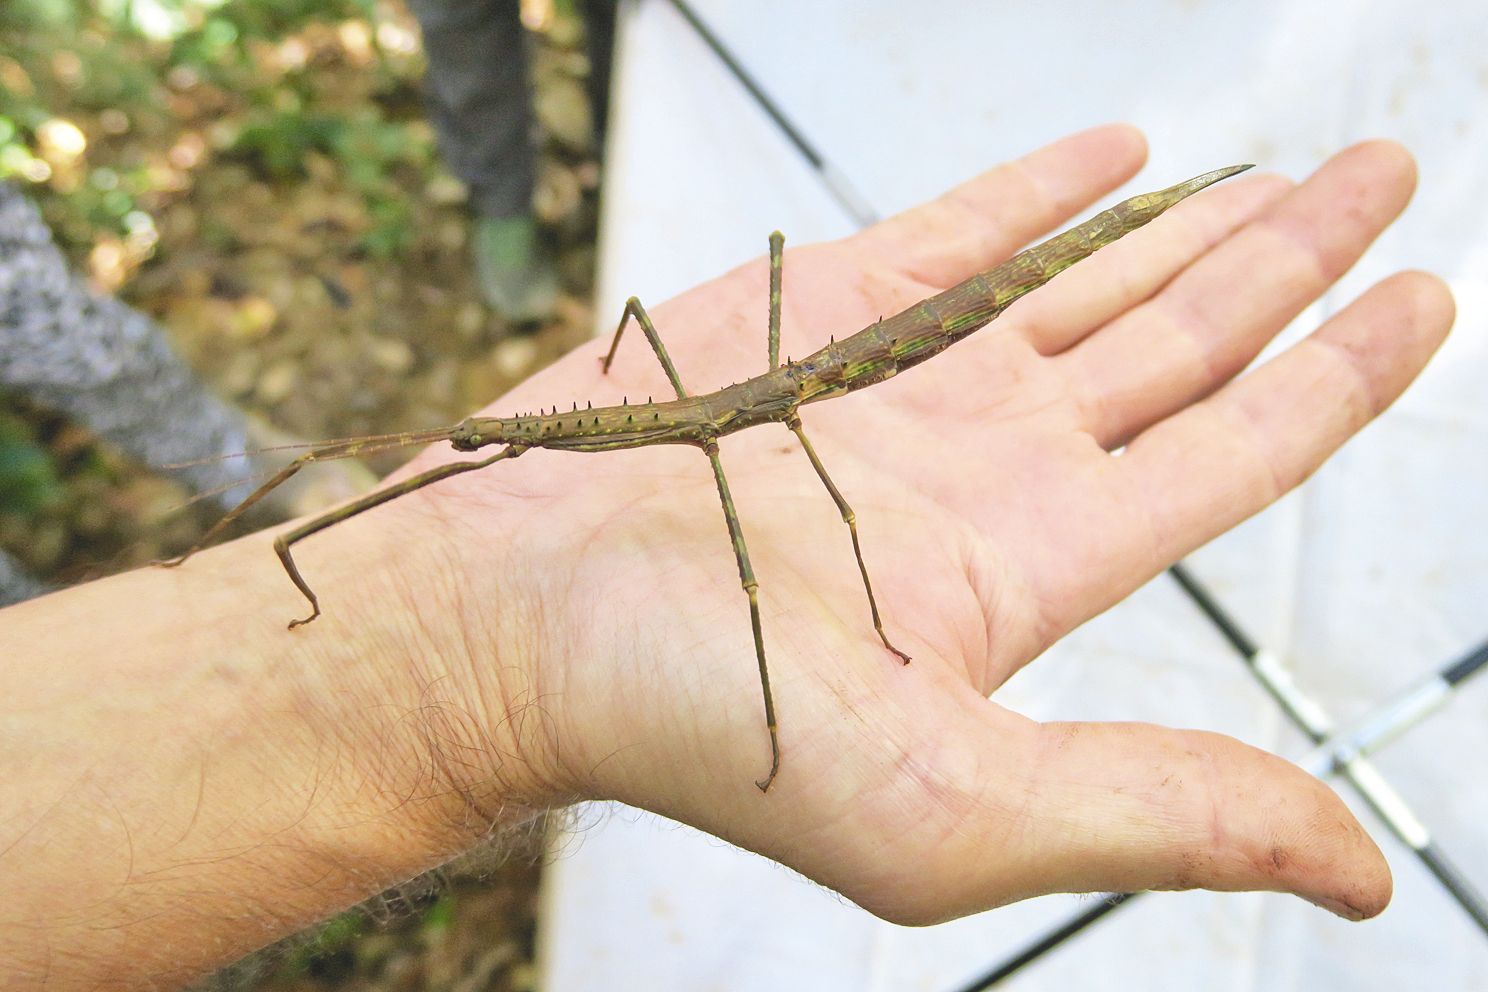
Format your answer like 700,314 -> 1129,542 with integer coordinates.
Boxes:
1310,894 -> 1367,921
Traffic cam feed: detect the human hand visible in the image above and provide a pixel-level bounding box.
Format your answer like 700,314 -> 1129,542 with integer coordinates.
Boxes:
375,125 -> 1451,924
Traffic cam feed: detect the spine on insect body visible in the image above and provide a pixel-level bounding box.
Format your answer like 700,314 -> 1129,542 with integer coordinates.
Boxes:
801,164 -> 1253,400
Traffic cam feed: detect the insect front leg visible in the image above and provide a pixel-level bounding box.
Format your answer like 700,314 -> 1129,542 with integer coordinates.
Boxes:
703,442 -> 781,792
265,446 -> 521,628
160,436 -> 378,569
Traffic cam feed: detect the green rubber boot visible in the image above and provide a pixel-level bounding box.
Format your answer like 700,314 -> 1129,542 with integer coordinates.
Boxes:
472,215 -> 560,322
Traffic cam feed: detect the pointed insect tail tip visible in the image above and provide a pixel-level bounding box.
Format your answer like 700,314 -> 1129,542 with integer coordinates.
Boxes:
1212,163 -> 1256,181
1176,163 -> 1256,198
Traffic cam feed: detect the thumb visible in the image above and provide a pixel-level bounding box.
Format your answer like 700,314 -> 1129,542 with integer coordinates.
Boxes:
838,709 -> 1391,925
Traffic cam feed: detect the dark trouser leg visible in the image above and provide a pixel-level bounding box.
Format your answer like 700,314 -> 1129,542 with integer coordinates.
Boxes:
584,0 -> 618,143
407,0 -> 535,220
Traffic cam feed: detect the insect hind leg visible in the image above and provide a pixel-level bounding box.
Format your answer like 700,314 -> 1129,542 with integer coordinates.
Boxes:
786,413 -> 910,664
266,446 -> 522,628
703,442 -> 781,792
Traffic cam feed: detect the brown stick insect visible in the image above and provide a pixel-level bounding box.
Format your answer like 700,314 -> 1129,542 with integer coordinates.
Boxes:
163,164 -> 1251,791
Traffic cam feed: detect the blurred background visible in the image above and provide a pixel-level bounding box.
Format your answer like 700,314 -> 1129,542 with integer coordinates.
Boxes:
1,0 -> 600,987
0,0 -> 600,591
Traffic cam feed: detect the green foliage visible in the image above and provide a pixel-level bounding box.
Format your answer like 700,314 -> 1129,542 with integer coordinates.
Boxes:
420,892 -> 456,935
360,192 -> 414,259
278,908 -> 366,978
1,0 -> 433,256
0,0 -> 76,31
0,411 -> 65,516
227,107 -> 430,257
166,1 -> 387,85
231,109 -> 429,183
196,0 -> 378,40
0,0 -> 446,541
231,110 -> 346,178
0,116 -> 40,184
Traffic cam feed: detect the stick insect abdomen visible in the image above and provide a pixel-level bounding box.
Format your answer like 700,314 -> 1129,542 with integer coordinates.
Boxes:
791,165 -> 1256,398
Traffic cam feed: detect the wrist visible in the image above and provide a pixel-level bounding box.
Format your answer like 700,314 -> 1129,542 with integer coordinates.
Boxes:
2,527 -> 545,985
276,498 -> 572,833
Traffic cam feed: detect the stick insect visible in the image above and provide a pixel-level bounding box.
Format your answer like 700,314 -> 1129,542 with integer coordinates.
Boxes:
164,164 -> 1251,792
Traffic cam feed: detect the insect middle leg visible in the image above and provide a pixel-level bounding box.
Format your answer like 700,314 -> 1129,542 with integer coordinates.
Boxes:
785,413 -> 911,664
767,230 -> 784,370
704,442 -> 781,793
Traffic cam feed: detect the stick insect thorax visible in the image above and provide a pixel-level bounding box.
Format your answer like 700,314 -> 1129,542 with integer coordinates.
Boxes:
169,164 -> 1253,792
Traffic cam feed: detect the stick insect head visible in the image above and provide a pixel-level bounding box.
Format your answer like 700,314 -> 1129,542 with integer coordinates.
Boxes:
449,416 -> 510,452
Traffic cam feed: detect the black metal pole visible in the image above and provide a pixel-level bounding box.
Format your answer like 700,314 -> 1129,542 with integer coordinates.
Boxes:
661,0 -> 880,228
946,895 -> 1134,992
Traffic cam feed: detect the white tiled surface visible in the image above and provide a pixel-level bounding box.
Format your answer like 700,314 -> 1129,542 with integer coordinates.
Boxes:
542,1 -> 1488,988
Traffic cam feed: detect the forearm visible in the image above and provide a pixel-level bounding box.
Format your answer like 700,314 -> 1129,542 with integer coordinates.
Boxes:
0,522 -> 538,988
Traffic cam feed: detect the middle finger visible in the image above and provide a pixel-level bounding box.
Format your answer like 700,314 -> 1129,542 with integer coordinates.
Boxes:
1055,140 -> 1417,450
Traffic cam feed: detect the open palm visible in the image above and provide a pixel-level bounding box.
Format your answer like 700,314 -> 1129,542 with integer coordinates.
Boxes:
392,125 -> 1450,924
